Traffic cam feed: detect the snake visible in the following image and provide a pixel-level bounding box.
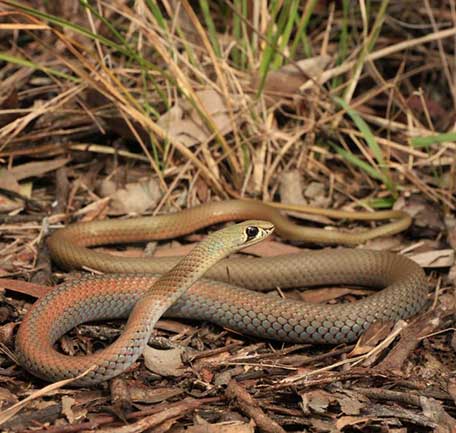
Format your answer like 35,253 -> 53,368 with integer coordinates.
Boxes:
16,200 -> 428,386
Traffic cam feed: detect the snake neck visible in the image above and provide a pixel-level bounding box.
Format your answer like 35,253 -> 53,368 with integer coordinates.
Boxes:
138,234 -> 231,313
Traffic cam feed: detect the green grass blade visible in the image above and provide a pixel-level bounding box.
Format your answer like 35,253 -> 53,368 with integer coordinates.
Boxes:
199,0 -> 221,57
256,0 -> 283,96
411,132 -> 456,148
364,197 -> 396,209
335,97 -> 385,165
329,142 -> 384,181
290,0 -> 318,59
0,52 -> 79,82
335,97 -> 395,193
231,0 -> 242,66
145,0 -> 168,29
79,0 -> 138,60
272,1 -> 299,69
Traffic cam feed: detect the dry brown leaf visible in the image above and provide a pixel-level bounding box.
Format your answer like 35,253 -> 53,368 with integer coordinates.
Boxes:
197,89 -> 232,133
0,278 -> 51,298
255,55 -> 332,103
338,395 -> 365,416
143,346 -> 187,377
304,181 -> 325,200
155,319 -> 196,335
258,70 -> 306,98
200,366 -> 214,383
0,388 -> 18,410
19,181 -> 32,198
98,177 -> 161,215
409,249 -> 454,268
335,416 -> 370,430
363,235 -> 403,251
282,55 -> 332,78
61,396 -> 77,424
0,322 -> 16,346
0,169 -> 20,193
349,320 -> 395,357
213,369 -> 235,387
157,89 -> 233,147
9,158 -> 70,181
300,390 -> 334,415
279,170 -> 307,205
128,386 -> 183,404
0,194 -> 21,213
421,396 -> 456,430
278,172 -> 332,224
400,196 -> 444,233
0,169 -> 23,216
157,105 -> 204,147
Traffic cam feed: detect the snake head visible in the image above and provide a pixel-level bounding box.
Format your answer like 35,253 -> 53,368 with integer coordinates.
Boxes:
242,220 -> 275,245
211,220 -> 274,254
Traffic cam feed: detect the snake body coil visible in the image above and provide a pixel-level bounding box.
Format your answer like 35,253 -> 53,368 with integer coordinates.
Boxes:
16,201 -> 428,385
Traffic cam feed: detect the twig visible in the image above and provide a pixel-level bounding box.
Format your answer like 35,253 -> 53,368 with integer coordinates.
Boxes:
226,380 -> 286,433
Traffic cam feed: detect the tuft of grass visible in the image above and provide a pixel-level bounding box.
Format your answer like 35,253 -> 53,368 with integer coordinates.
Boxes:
5,0 -> 136,59
256,0 -> 303,96
1,1 -> 454,208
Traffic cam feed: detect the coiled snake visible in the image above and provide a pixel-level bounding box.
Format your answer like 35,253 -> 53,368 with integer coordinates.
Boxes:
16,200 -> 428,386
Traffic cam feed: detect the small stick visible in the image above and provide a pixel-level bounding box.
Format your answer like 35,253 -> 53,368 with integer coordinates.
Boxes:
226,380 -> 286,433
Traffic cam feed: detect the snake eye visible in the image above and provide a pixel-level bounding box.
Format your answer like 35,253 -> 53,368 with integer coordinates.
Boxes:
245,226 -> 259,240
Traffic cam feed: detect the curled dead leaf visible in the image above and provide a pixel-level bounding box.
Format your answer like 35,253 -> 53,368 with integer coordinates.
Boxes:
349,320 -> 395,358
410,249 -> 454,268
143,345 -> 188,377
98,177 -> 161,215
157,89 -> 234,147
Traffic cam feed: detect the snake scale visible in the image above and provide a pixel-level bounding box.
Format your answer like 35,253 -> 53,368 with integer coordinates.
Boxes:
16,200 -> 428,385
